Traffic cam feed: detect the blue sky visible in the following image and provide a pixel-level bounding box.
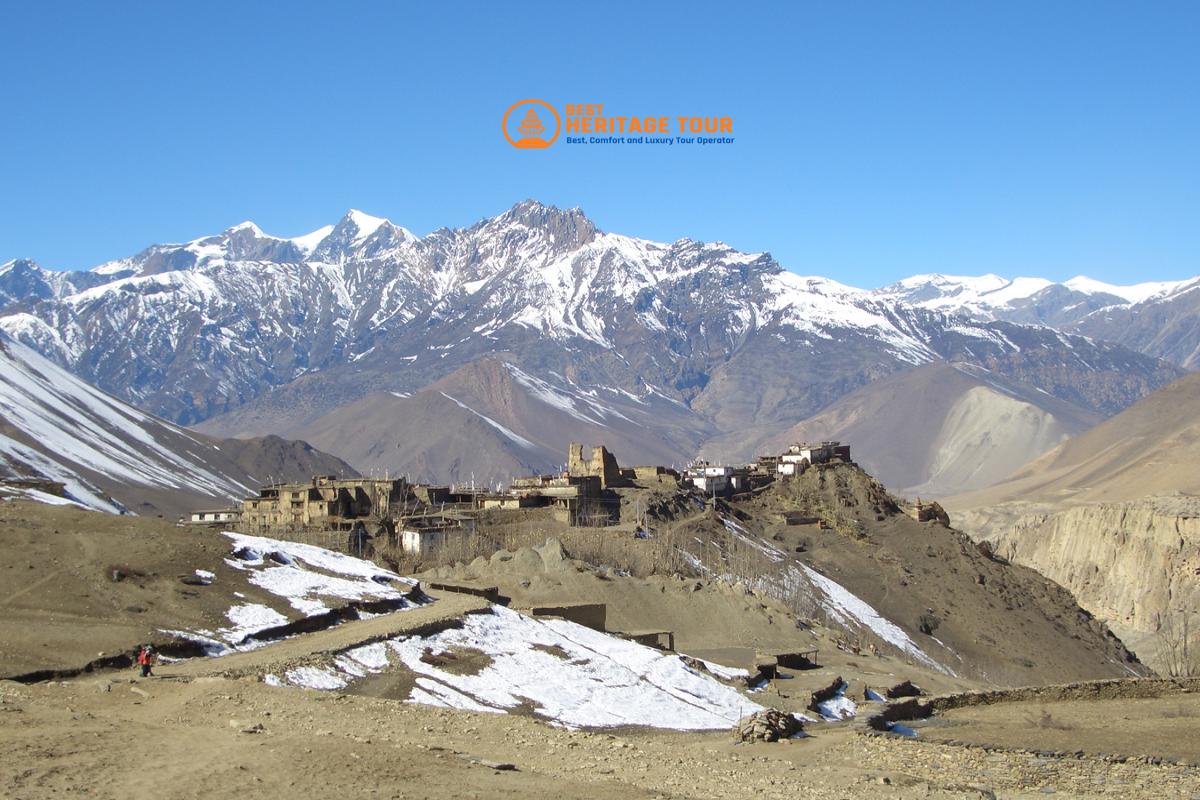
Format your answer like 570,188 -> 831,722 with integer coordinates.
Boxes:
1,1 -> 1196,286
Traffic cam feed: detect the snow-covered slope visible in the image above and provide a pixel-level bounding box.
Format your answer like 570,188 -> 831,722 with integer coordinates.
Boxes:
1071,278 -> 1200,369
876,272 -> 1200,368
873,273 -> 1052,315
0,332 -> 352,515
1060,276 -> 1189,305
0,333 -> 251,511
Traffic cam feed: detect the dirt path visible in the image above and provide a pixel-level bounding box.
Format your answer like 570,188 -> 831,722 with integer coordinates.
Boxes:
916,694 -> 1200,764
0,568 -> 63,607
164,591 -> 490,680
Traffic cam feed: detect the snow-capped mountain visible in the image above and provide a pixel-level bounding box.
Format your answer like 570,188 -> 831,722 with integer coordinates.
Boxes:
1071,279 -> 1200,370
0,331 -> 354,515
875,272 -> 1200,329
874,271 -> 1200,368
0,201 -> 1186,485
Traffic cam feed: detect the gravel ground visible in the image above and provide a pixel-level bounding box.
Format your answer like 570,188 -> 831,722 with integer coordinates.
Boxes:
4,674 -> 1199,800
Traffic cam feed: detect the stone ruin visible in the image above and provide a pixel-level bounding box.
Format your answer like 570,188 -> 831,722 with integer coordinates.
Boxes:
567,442 -> 622,488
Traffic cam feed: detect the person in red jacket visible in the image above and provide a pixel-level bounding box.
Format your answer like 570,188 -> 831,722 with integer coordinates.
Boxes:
136,645 -> 156,678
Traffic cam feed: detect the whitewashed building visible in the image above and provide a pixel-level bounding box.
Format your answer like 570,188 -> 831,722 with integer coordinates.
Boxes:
189,508 -> 241,524
400,528 -> 447,556
688,464 -> 750,494
781,442 -> 851,468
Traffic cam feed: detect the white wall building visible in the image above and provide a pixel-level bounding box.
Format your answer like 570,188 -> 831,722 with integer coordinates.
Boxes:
189,509 -> 240,523
688,464 -> 745,494
401,528 -> 447,556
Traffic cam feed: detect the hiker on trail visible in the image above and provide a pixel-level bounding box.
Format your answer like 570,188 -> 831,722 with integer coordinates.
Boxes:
136,645 -> 156,678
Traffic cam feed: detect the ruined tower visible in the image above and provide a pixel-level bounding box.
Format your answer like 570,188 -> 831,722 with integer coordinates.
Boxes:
567,443 -> 621,489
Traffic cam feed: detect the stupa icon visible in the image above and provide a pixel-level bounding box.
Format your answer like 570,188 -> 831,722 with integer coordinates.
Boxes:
514,106 -> 550,149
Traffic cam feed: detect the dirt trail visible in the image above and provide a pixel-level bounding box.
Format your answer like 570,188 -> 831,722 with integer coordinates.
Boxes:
0,568 -> 63,607
165,591 -> 490,680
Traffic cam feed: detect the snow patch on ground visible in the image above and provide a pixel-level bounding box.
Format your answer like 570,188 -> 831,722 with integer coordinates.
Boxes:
686,655 -> 751,681
390,607 -> 762,729
169,534 -> 419,655
816,682 -> 858,721
222,531 -> 415,616
286,666 -> 348,690
798,563 -> 946,673
223,603 -> 289,640
289,606 -> 763,731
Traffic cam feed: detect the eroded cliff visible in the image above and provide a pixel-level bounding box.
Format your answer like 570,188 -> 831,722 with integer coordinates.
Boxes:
956,496 -> 1200,672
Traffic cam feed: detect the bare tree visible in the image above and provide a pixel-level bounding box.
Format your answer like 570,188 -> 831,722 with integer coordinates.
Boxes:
1155,609 -> 1200,677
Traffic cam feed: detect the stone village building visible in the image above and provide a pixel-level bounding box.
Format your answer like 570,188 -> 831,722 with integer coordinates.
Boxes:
239,476 -> 409,532
189,508 -> 242,524
567,443 -> 622,489
487,473 -> 603,525
777,441 -> 851,475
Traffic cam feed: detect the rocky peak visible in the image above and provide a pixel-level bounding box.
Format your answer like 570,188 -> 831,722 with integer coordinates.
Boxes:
205,222 -> 305,263
488,200 -> 598,251
0,259 -> 61,309
0,258 -> 49,288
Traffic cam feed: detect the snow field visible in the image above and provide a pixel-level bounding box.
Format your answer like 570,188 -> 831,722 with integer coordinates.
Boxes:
277,605 -> 765,731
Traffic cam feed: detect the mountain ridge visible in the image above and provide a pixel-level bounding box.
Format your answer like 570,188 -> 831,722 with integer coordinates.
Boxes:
0,201 -> 1188,484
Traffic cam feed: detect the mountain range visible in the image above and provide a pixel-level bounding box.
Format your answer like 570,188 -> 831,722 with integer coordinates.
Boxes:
0,200 -> 1193,488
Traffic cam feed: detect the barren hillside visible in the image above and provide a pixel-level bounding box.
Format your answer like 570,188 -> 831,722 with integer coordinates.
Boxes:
427,461 -> 1145,687
736,362 -> 1099,496
949,371 -> 1200,509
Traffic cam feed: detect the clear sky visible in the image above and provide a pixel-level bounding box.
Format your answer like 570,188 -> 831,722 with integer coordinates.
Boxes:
1,1 -> 1196,286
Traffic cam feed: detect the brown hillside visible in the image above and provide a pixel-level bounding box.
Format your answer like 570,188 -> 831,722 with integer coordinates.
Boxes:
759,362 -> 1098,496
950,371 -> 1200,509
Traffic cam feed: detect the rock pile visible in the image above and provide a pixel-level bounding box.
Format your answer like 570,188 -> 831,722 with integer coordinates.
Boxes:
733,709 -> 803,742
